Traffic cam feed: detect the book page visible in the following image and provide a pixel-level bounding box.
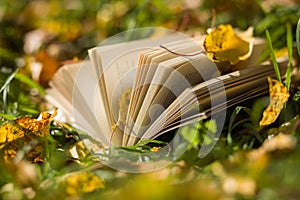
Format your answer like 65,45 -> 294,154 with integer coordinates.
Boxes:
126,54 -> 218,146
124,36 -> 205,141
88,34 -> 184,145
123,36 -> 264,141
125,55 -> 194,145
47,61 -> 112,145
125,37 -> 207,145
122,49 -> 162,144
141,59 -> 288,140
47,62 -> 81,119
69,61 -> 113,144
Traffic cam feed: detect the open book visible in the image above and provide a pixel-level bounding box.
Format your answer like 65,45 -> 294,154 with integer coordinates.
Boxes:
47,31 -> 288,147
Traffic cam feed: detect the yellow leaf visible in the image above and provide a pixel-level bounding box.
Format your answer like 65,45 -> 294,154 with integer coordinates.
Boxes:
0,109 -> 57,163
64,171 -> 105,196
204,24 -> 253,65
259,77 -> 290,126
0,122 -> 25,144
14,108 -> 57,137
151,146 -> 161,152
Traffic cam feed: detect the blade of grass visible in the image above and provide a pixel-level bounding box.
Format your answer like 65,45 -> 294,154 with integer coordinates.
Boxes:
227,106 -> 253,145
120,139 -> 167,152
0,113 -> 15,120
243,123 -> 263,143
0,68 -> 19,93
265,29 -> 282,83
0,69 -> 19,112
286,22 -> 293,90
296,17 -> 300,57
14,73 -> 46,95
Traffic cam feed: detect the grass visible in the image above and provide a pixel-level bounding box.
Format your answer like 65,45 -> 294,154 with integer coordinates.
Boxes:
297,18 -> 300,57
286,22 -> 293,90
265,29 -> 282,83
1,1 -> 300,199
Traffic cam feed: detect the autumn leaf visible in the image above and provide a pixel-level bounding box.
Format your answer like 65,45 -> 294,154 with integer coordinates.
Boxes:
14,108 -> 57,137
259,77 -> 290,126
62,171 -> 105,196
0,108 -> 57,163
0,122 -> 24,144
204,24 -> 253,65
35,50 -> 60,88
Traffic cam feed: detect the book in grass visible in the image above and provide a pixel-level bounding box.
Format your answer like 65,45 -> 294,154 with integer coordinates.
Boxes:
46,28 -> 288,148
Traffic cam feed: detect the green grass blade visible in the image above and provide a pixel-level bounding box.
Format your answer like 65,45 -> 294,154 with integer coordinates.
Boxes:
14,73 -> 46,95
265,29 -> 282,83
0,113 -> 16,120
286,22 -> 293,90
0,69 -> 19,93
296,17 -> 300,57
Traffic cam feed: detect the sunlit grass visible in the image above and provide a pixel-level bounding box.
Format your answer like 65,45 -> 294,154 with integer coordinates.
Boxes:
265,29 -> 282,83
286,22 -> 293,91
297,18 -> 300,57
0,1 -> 300,199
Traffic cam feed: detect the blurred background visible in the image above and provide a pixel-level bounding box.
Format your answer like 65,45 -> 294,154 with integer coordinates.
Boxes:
1,0 -> 300,68
1,1 -> 300,199
0,0 -> 299,114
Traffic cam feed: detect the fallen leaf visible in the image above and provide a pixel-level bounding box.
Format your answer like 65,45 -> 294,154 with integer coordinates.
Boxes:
0,108 -> 57,163
35,50 -> 60,88
260,77 -> 290,126
63,171 -> 105,196
14,108 -> 57,137
0,122 -> 25,144
204,24 -> 253,65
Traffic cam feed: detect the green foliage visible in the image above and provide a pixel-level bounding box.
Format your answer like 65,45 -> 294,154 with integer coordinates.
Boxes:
286,22 -> 293,90
120,139 -> 168,153
1,1 -> 300,199
265,20 -> 295,90
0,69 -> 42,118
180,120 -> 217,150
255,6 -> 300,49
297,18 -> 300,57
14,73 -> 45,95
265,29 -> 282,83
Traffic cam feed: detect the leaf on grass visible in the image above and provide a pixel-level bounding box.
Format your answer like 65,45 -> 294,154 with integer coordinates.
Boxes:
0,122 -> 25,144
204,24 -> 253,65
14,108 -> 57,137
63,171 -> 105,196
259,77 -> 290,126
2,141 -> 45,163
0,108 -> 57,163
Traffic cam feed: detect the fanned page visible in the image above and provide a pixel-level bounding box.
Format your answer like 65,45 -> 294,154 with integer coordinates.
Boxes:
141,59 -> 288,140
124,36 -> 207,145
48,33 -> 287,147
126,55 -> 218,146
48,61 -> 112,144
87,34 -> 188,145
123,37 -> 275,146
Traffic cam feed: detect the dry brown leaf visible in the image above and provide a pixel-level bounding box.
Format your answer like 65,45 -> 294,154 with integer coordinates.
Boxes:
0,109 -> 57,163
260,77 -> 290,126
35,50 -> 60,88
